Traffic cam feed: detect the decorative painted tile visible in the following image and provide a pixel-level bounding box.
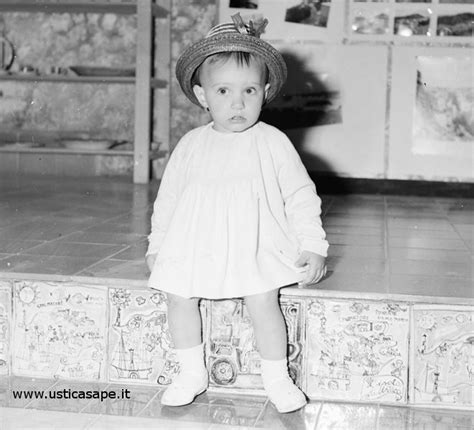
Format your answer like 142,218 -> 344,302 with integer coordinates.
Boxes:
11,280 -> 107,380
205,297 -> 304,392
305,299 -> 409,404
283,298 -> 305,388
107,288 -> 178,386
410,304 -> 473,410
0,281 -> 12,376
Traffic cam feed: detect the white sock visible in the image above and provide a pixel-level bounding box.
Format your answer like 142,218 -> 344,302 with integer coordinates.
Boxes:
260,357 -> 306,413
260,358 -> 290,386
175,343 -> 206,374
161,343 -> 208,406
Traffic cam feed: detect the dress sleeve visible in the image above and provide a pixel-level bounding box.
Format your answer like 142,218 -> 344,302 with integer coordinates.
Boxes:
146,136 -> 189,257
276,136 -> 329,257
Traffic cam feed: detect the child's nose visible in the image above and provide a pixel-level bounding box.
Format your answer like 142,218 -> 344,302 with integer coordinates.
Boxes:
231,94 -> 244,109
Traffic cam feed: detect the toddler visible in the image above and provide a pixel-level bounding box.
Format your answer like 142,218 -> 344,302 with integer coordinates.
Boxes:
146,14 -> 329,413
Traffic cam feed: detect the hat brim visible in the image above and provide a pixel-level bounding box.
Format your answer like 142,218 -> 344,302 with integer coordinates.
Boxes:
176,33 -> 287,106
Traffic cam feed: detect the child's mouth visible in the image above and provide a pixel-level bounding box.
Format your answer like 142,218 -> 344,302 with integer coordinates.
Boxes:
230,116 -> 246,122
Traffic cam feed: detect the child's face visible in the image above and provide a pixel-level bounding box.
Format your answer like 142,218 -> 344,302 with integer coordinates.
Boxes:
193,57 -> 270,133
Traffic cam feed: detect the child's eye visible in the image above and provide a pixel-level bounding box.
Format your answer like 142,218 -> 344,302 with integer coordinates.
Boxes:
246,87 -> 257,94
217,88 -> 228,95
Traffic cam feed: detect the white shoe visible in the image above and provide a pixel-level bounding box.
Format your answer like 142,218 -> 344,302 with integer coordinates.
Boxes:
161,369 -> 209,407
264,375 -> 307,413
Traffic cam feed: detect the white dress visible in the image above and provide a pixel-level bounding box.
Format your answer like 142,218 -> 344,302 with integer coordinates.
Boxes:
147,121 -> 328,299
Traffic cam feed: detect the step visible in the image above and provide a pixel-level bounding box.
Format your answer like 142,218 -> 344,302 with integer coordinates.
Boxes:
0,272 -> 472,411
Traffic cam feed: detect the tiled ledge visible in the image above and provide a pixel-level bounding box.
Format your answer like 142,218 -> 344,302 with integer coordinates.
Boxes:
1,271 -> 473,306
0,272 -> 472,411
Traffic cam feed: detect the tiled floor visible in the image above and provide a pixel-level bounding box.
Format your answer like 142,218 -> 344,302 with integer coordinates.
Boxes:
0,174 -> 473,429
1,376 -> 473,429
0,174 -> 472,299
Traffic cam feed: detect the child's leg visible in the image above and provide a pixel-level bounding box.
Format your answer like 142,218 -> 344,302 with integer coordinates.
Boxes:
243,289 -> 287,359
162,293 -> 208,406
244,289 -> 307,413
167,293 -> 202,348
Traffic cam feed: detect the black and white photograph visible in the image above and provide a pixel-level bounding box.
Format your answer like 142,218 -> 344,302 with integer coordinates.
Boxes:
229,0 -> 258,9
285,0 -> 331,28
351,8 -> 390,34
221,0 -> 345,41
0,0 -> 472,429
394,10 -> 431,36
413,55 -> 473,154
437,12 -> 474,36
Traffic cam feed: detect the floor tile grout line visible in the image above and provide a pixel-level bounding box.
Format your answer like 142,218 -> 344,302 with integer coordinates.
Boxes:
10,378 -> 163,420
81,410 -> 105,430
3,209 -> 140,249
3,220 -> 121,253
10,230 -> 86,254
450,220 -> 472,254
0,238 -> 49,253
72,245 -> 139,276
312,401 -> 324,430
77,382 -> 112,414
252,398 -> 270,427
25,379 -> 99,412
136,388 -> 162,418
81,210 -> 146,227
16,376 -> 61,410
374,403 -> 380,430
21,240 -> 143,253
5,240 -> 133,275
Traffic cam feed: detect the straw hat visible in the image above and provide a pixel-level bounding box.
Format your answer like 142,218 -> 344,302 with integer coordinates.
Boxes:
176,13 -> 287,106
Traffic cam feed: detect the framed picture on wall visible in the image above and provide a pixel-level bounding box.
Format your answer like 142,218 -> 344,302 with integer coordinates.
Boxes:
389,47 -> 473,181
412,55 -> 472,156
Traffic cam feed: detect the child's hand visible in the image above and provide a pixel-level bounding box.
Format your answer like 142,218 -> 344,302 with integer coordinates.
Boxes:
146,253 -> 157,272
295,251 -> 327,286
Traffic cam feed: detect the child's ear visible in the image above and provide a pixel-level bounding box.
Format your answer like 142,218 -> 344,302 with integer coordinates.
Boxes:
264,83 -> 270,100
193,85 -> 208,109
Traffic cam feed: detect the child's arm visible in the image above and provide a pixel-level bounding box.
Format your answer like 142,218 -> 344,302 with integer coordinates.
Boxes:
146,137 -> 189,270
276,138 -> 329,285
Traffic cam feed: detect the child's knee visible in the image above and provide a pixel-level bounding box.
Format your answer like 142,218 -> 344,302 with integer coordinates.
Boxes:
166,293 -> 199,310
244,289 -> 279,311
